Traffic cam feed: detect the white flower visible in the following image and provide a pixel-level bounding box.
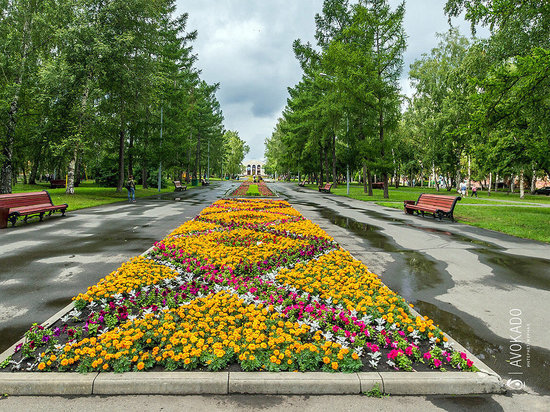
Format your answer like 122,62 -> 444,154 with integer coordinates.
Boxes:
386,359 -> 396,368
369,359 -> 379,368
369,352 -> 381,360
361,315 -> 373,325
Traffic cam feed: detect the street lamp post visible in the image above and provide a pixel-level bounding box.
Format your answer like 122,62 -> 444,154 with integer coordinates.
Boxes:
158,106 -> 163,192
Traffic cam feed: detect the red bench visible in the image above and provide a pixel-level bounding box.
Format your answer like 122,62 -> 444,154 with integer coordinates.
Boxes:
404,193 -> 461,221
50,179 -> 66,189
319,183 -> 332,193
372,182 -> 384,189
173,181 -> 187,192
0,191 -> 68,228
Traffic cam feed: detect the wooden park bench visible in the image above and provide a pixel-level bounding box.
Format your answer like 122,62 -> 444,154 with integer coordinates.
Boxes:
319,183 -> 332,193
173,180 -> 187,192
0,191 -> 68,228
371,182 -> 384,189
404,193 -> 461,221
49,179 -> 66,189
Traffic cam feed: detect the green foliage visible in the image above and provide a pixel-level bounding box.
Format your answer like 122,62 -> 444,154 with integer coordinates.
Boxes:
267,0 -> 405,197
224,130 -> 250,177
0,356 -> 12,369
0,0 -> 225,194
364,382 -> 388,398
246,185 -> 260,196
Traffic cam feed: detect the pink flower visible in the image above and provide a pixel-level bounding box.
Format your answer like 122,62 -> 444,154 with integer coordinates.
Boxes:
466,359 -> 474,368
423,352 -> 432,360
433,359 -> 442,368
460,352 -> 467,360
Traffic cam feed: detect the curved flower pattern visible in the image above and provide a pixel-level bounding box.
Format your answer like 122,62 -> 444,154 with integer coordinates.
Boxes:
5,197 -> 478,374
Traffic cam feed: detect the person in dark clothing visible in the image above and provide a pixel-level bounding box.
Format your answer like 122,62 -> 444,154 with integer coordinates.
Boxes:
126,175 -> 136,203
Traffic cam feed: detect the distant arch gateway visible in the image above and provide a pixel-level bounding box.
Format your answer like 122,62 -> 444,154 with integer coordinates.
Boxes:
242,160 -> 265,176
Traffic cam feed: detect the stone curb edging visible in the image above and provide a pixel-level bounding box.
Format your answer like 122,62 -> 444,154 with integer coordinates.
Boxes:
0,371 -> 502,396
0,201 -> 505,396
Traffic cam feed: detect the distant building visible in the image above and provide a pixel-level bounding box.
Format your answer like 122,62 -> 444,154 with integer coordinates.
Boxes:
242,160 -> 265,176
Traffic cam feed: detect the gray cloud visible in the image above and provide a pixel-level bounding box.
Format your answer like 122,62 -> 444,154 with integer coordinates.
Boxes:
177,0 -> 487,161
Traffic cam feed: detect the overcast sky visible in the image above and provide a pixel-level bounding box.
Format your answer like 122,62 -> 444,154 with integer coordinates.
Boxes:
176,0 -> 484,161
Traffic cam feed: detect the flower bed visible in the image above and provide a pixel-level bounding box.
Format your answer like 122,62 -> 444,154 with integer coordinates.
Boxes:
230,181 -> 275,197
1,198 -> 477,374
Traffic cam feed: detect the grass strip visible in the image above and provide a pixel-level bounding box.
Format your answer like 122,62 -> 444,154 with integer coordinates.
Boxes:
303,183 -> 550,243
12,181 -> 177,211
246,184 -> 260,196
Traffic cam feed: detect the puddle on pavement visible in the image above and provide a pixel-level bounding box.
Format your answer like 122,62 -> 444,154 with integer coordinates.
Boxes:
318,209 -> 399,252
476,249 -> 550,292
0,325 -> 24,353
310,205 -> 449,297
44,296 -> 73,310
414,300 -> 550,395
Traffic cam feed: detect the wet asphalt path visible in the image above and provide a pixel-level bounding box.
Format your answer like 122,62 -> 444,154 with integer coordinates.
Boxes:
0,181 -> 238,355
273,182 -> 550,396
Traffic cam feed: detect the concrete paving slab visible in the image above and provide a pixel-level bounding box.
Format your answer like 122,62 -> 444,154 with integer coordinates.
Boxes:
379,371 -> 503,395
0,371 -> 97,395
228,372 -> 361,395
93,372 -> 228,395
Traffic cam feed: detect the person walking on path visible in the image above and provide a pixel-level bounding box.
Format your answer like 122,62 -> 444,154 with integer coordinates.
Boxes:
460,181 -> 467,197
472,185 -> 478,198
126,175 -> 136,203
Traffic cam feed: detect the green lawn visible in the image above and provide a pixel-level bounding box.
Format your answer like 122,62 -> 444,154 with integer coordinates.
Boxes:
12,181 -> 179,211
456,206 -> 550,243
246,184 -> 260,196
301,182 -> 550,243
303,182 -> 550,205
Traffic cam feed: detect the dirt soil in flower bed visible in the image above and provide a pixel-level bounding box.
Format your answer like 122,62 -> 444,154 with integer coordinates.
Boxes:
1,198 -> 477,375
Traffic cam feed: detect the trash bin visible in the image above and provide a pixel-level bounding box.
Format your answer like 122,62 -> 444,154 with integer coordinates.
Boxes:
191,178 -> 198,186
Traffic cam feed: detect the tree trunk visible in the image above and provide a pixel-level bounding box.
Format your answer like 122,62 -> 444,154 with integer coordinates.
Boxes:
367,166 -> 373,196
362,162 -> 367,193
1,99 -> 18,194
195,134 -> 201,180
128,131 -> 134,178
379,110 -> 389,199
530,168 -> 537,194
319,143 -> 324,185
488,172 -> 492,196
66,147 -> 78,194
29,155 -> 39,185
510,174 -> 515,193
0,9 -> 33,194
519,169 -> 525,199
117,113 -> 126,192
